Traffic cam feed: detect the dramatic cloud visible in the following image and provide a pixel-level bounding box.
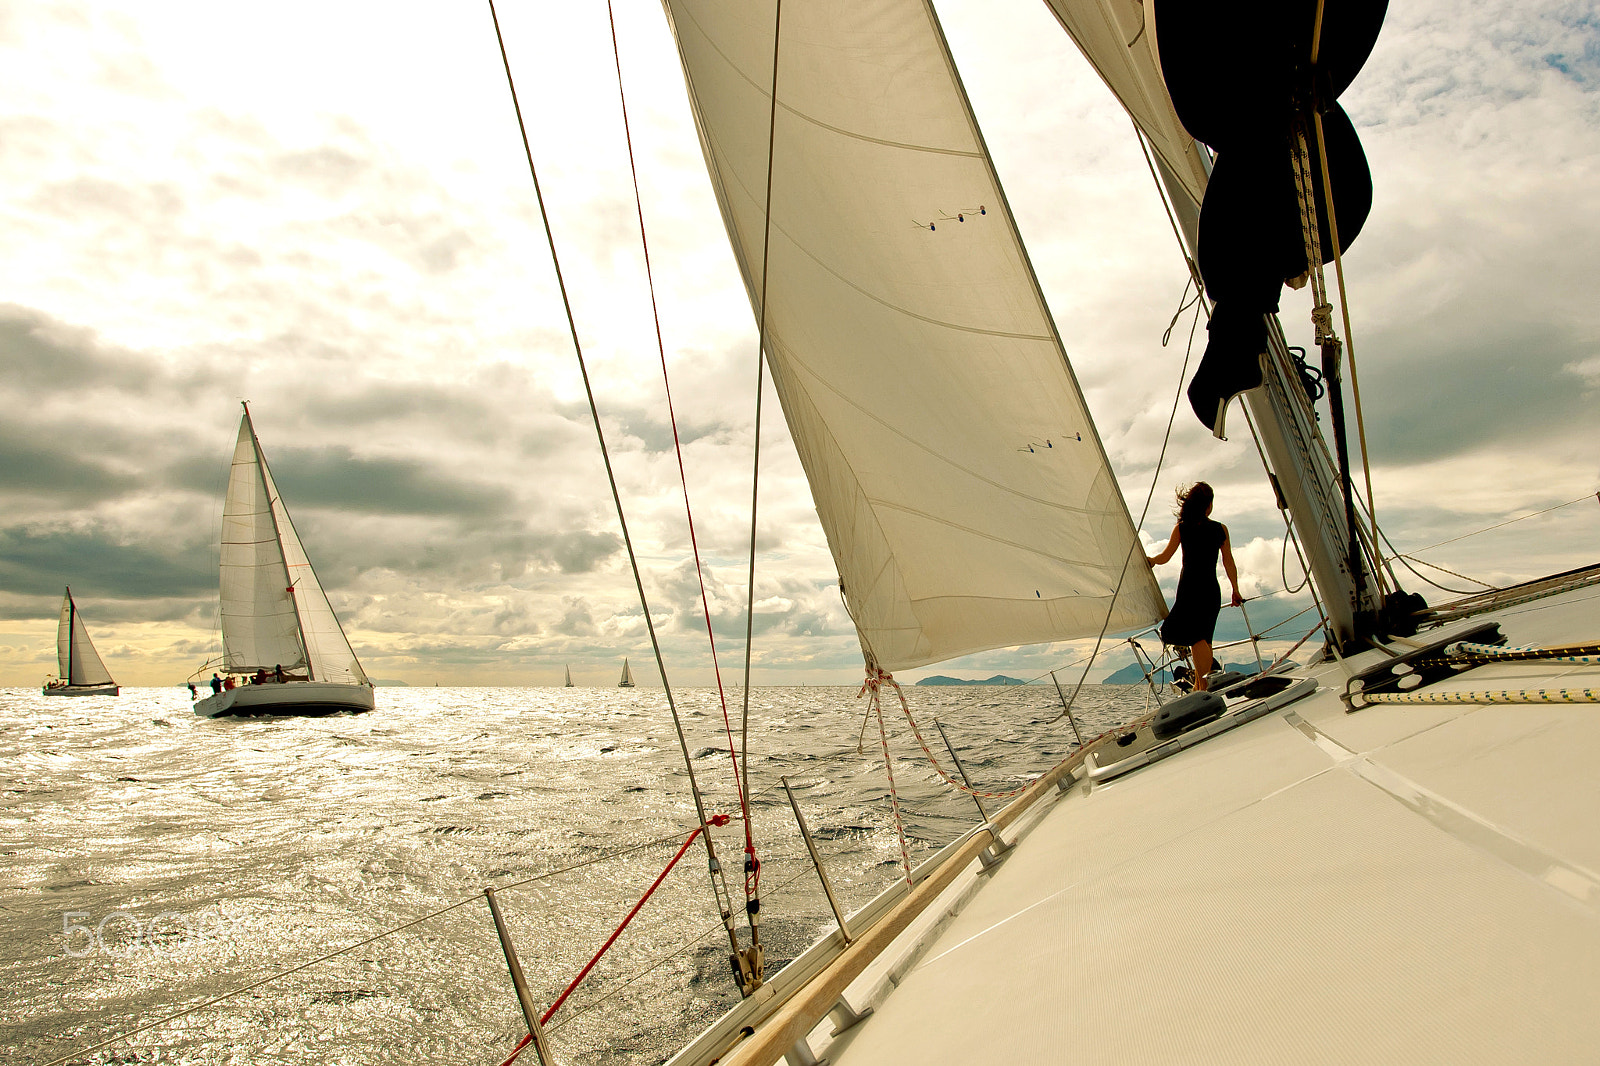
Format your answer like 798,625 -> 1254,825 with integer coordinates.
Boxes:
0,0 -> 1593,686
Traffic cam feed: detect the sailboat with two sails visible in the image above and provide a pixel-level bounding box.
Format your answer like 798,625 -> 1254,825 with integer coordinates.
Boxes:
41,587 -> 118,697
191,405 -> 374,718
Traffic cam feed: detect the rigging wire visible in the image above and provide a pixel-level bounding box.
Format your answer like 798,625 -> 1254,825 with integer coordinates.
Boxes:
486,0 -> 742,968
1048,273 -> 1204,728
602,0 -> 759,916
1394,492 -> 1598,556
734,0 -> 786,927
36,823 -> 710,1066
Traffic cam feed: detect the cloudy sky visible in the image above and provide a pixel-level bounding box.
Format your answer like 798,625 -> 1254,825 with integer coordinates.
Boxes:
0,0 -> 1594,688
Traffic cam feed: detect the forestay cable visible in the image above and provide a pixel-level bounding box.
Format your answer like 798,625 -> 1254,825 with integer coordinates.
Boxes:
602,0 -> 762,930
486,0 -> 743,969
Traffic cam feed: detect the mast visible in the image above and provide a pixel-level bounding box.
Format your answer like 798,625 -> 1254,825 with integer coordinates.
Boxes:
64,587 -> 79,684
1038,0 -> 1383,648
241,402 -> 313,679
1148,149 -> 1377,645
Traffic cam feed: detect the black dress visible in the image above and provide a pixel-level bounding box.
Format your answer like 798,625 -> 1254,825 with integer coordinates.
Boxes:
1160,517 -> 1225,647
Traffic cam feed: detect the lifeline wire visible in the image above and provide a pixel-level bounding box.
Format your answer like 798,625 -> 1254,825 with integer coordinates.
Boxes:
37,823 -> 706,1066
499,821 -> 719,1065
602,0 -> 759,900
486,0 -> 741,962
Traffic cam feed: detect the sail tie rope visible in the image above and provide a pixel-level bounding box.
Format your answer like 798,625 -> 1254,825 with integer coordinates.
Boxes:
859,669 -> 914,886
487,0 -> 745,976
602,0 -> 760,900
497,818 -> 728,1066
860,667 -> 1036,801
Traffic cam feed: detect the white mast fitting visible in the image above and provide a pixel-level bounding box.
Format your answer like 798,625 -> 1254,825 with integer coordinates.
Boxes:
194,404 -> 373,717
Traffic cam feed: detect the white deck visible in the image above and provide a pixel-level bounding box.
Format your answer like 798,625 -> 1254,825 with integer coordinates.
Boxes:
820,585 -> 1600,1064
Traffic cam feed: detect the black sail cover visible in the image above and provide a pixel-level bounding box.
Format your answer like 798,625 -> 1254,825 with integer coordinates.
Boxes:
1153,0 -> 1387,432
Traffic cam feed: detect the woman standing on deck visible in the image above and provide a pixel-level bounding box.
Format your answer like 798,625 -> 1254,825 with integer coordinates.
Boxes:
1147,482 -> 1243,691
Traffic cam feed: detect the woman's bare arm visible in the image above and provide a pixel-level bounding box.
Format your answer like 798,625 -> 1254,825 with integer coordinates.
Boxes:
1148,525 -> 1181,567
1220,525 -> 1243,605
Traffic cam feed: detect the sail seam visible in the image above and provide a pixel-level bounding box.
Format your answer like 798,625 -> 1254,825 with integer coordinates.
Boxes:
670,4 -> 984,160
784,358 -> 1109,518
867,498 -> 1131,572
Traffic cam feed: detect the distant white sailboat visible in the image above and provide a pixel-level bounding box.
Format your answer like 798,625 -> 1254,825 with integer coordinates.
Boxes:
617,658 -> 635,688
564,664 -> 575,687
42,587 -> 119,697
192,404 -> 375,718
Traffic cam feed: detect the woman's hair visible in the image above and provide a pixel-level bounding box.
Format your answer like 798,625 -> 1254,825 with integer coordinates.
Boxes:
1175,481 -> 1213,525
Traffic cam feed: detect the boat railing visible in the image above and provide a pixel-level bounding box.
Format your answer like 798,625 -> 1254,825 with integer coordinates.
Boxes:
43,733 -> 1109,1066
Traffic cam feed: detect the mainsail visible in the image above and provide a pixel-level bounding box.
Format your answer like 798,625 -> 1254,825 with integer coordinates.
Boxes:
57,588 -> 114,687
661,0 -> 1166,671
219,407 -> 367,684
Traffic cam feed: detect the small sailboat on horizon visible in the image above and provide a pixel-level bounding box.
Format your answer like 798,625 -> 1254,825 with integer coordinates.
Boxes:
617,658 -> 635,688
192,404 -> 375,718
564,664 -> 575,687
42,587 -> 119,697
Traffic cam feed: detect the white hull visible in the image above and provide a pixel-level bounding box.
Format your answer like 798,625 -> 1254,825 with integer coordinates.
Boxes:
41,683 -> 119,697
193,681 -> 374,718
682,575 -> 1600,1066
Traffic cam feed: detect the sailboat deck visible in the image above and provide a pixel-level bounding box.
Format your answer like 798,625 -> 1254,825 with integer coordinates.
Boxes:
821,584 -> 1600,1064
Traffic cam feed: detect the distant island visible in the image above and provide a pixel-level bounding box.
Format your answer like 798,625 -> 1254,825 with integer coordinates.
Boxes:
372,679 -> 411,687
916,674 -> 1027,686
1101,663 -> 1173,685
1101,661 -> 1260,685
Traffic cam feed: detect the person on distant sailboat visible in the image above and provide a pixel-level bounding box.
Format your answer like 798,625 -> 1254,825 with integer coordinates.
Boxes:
1147,482 -> 1242,691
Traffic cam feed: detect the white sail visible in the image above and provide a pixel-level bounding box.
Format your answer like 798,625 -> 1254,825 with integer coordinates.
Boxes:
565,664 -> 574,687
58,588 -> 114,687
218,408 -> 367,685
661,0 -> 1165,670
619,658 -> 635,687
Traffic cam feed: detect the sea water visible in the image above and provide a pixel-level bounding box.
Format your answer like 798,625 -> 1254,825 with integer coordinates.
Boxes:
1,683 -> 1153,1065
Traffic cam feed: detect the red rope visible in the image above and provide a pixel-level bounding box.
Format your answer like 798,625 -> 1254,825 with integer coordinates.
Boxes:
496,818 -> 725,1066
603,0 -> 757,892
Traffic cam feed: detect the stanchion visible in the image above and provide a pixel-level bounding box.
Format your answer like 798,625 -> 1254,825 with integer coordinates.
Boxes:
485,887 -> 557,1066
781,776 -> 854,945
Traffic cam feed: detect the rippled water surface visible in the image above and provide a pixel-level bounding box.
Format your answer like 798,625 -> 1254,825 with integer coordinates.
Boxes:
1,683 -> 1152,1065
